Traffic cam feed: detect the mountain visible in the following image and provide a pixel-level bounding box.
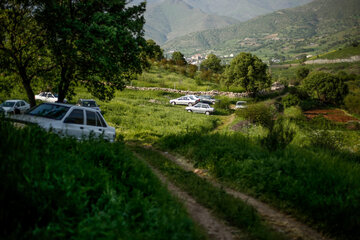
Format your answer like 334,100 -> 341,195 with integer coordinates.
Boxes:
162,0 -> 360,59
142,0 -> 238,44
129,0 -> 314,44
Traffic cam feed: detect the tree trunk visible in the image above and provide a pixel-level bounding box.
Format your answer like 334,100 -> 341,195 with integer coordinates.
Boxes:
19,67 -> 36,107
58,64 -> 72,103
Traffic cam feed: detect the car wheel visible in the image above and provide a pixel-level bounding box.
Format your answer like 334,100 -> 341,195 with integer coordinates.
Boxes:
171,102 -> 176,105
187,109 -> 192,113
205,111 -> 210,115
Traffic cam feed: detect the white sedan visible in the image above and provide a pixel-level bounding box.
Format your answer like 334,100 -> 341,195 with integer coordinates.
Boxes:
0,100 -> 30,115
11,103 -> 116,142
170,95 -> 200,106
186,103 -> 214,115
35,92 -> 67,103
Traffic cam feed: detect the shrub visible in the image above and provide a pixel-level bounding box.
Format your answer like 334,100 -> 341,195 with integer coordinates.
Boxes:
282,94 -> 300,108
307,130 -> 344,151
344,94 -> 360,115
283,106 -> 304,120
261,118 -> 295,151
237,103 -> 275,129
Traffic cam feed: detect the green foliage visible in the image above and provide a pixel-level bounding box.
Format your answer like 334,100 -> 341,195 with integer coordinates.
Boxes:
282,94 -> 301,108
236,103 -> 275,129
296,67 -> 310,80
307,129 -> 344,151
224,52 -> 270,94
0,120 -> 204,240
35,0 -> 146,102
0,1 -> 50,107
187,64 -> 198,79
344,94 -> 360,115
160,132 -> 360,239
261,118 -> 295,151
171,51 -> 187,66
283,106 -> 304,120
302,71 -> 349,104
200,54 -> 223,73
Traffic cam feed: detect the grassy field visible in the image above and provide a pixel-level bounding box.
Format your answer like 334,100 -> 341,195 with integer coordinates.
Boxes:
0,120 -> 207,240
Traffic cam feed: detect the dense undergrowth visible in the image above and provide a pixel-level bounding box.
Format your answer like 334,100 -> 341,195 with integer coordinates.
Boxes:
159,132 -> 360,240
0,120 -> 206,240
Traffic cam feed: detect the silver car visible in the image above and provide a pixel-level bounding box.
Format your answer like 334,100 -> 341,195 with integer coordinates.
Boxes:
170,95 -> 200,106
0,99 -> 30,115
235,101 -> 247,109
186,103 -> 214,115
11,103 -> 115,142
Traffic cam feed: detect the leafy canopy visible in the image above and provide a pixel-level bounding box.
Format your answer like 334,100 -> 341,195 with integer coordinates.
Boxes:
200,54 -> 222,73
224,52 -> 270,93
302,71 -> 348,104
35,0 -> 146,102
171,51 -> 186,66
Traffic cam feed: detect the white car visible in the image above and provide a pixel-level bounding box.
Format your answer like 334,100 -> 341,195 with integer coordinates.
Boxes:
235,101 -> 247,109
186,103 -> 214,115
0,100 -> 30,115
170,95 -> 200,106
35,92 -> 67,103
11,103 -> 116,142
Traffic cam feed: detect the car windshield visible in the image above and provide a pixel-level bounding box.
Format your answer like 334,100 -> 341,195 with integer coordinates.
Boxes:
27,103 -> 70,120
2,101 -> 15,107
82,101 -> 97,107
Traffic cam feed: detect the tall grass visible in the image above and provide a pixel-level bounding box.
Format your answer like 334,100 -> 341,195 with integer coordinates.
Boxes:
159,132 -> 360,240
0,120 -> 206,240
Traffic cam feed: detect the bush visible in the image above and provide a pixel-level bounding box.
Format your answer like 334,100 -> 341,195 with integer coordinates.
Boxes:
344,94 -> 360,115
237,103 -> 275,129
261,118 -> 295,151
282,94 -> 300,108
307,130 -> 344,151
283,106 -> 304,120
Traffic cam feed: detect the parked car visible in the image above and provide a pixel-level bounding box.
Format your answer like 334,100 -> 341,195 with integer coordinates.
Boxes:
11,103 -> 115,142
35,92 -> 67,103
169,95 -> 200,106
77,99 -> 101,111
186,103 -> 214,115
235,101 -> 247,109
0,100 -> 30,115
199,95 -> 217,104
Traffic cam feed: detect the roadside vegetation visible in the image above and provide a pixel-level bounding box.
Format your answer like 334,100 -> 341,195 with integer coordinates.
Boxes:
0,120 -> 206,240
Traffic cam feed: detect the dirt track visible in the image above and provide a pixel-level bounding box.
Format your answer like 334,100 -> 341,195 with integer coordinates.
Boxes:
143,148 -> 333,240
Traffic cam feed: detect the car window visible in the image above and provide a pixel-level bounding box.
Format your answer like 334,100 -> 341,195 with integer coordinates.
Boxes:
86,110 -> 96,126
96,112 -> 106,127
20,101 -> 25,106
15,102 -> 20,107
28,103 -> 70,120
64,109 -> 84,124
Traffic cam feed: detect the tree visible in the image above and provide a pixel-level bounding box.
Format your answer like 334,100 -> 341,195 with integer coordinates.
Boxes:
0,1 -> 52,107
200,54 -> 222,73
35,0 -> 146,102
302,71 -> 348,104
187,64 -> 198,79
224,52 -> 270,94
171,51 -> 186,66
296,67 -> 310,80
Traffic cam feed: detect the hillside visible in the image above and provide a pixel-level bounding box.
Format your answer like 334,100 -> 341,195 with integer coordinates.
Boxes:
163,0 -> 360,59
141,0 -> 239,44
130,0 -> 314,44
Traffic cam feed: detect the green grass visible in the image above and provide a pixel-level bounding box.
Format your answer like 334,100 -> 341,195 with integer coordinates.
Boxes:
158,131 -> 360,240
74,88 -> 220,143
0,120 -> 206,240
313,45 -> 360,60
130,145 -> 286,240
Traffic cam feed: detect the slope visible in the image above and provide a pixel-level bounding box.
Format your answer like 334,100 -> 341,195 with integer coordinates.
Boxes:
163,0 -> 360,58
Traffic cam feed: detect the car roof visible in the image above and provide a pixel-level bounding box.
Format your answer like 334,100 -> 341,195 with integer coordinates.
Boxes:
79,99 -> 96,101
39,102 -> 100,112
236,101 -> 247,103
4,99 -> 23,102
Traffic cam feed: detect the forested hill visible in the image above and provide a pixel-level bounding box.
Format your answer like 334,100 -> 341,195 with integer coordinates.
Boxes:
162,0 -> 360,57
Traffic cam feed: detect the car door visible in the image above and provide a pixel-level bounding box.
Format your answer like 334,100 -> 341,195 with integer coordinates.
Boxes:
63,109 -> 85,139
193,104 -> 202,113
84,110 -> 105,139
